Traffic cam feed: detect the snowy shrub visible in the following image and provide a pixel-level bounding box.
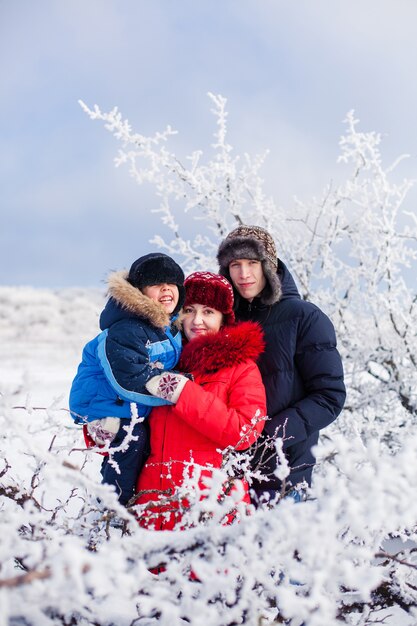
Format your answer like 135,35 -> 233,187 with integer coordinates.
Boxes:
0,96 -> 416,625
79,95 -> 417,448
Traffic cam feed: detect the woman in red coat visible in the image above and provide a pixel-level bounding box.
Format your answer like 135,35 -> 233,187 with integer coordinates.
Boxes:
136,271 -> 267,530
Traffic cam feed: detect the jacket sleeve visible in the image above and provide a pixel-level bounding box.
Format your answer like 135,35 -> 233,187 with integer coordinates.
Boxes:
264,307 -> 346,449
171,362 -> 267,450
98,321 -> 171,407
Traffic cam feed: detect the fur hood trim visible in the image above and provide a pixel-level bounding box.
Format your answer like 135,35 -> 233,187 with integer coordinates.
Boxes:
107,270 -> 180,329
178,321 -> 265,375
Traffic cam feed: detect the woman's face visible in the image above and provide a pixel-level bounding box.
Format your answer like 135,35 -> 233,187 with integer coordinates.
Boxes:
182,303 -> 224,341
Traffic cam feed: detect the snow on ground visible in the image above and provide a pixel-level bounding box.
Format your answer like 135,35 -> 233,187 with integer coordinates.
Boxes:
0,286 -> 105,489
0,286 -> 103,403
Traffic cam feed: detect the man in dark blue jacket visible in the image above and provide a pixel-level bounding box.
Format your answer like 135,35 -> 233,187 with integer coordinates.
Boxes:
217,225 -> 346,504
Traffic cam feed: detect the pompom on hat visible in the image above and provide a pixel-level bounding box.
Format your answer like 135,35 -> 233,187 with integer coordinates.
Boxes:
184,271 -> 235,325
217,225 -> 282,305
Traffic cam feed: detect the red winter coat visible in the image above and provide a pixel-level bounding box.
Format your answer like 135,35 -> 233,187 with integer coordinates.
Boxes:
136,321 -> 266,530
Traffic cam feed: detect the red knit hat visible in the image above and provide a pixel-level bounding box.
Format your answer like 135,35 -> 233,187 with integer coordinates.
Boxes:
184,271 -> 235,325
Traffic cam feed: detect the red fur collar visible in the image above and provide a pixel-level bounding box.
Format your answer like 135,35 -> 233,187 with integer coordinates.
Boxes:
179,321 -> 265,375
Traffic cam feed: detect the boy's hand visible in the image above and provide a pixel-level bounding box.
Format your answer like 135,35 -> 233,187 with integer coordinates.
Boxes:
86,417 -> 120,446
146,372 -> 189,403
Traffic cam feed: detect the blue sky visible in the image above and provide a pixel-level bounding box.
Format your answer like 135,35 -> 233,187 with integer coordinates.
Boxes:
2,0 -> 417,288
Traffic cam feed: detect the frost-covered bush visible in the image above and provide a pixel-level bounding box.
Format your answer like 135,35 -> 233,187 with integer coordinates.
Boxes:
1,397 -> 417,625
79,95 -> 417,449
0,97 -> 416,625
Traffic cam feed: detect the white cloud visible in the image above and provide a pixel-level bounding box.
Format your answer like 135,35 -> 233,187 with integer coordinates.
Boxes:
1,0 -> 416,287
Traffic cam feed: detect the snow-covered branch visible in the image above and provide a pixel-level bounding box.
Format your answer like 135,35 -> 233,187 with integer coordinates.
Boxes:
1,96 -> 416,624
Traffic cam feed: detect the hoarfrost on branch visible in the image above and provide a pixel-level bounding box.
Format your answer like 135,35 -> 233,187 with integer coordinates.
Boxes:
0,96 -> 416,625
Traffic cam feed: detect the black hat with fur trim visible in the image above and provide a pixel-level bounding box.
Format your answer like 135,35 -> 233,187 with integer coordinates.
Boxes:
217,225 -> 282,305
128,253 -> 185,313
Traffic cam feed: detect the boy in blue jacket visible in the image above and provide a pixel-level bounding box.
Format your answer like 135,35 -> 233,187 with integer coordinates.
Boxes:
69,253 -> 185,506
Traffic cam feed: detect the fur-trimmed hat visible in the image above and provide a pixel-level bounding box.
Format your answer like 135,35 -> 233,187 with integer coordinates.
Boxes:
184,271 -> 235,325
217,225 -> 282,305
128,253 -> 185,313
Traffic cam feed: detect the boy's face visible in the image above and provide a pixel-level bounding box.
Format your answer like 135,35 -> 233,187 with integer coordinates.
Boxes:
142,283 -> 179,314
228,259 -> 266,302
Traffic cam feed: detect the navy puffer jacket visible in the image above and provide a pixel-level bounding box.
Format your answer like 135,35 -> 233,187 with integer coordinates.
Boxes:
69,271 -> 182,423
234,260 -> 346,492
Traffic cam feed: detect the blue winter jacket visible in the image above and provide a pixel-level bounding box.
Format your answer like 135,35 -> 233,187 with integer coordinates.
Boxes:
235,260 -> 346,492
69,271 -> 182,424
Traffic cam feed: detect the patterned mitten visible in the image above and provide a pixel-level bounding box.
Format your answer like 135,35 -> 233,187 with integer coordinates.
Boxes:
87,417 -> 121,446
146,372 -> 189,403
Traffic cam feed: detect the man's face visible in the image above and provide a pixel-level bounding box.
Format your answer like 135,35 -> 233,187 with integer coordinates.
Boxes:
228,259 -> 266,302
